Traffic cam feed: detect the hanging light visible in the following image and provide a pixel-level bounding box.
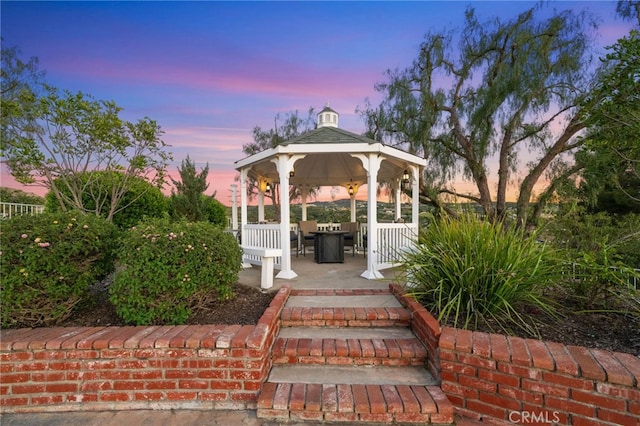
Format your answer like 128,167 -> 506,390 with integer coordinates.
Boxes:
402,169 -> 410,183
289,168 -> 295,178
265,182 -> 272,193
348,185 -> 354,195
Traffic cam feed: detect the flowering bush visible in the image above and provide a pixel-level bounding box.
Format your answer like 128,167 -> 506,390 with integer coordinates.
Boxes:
109,218 -> 242,325
0,211 -> 119,328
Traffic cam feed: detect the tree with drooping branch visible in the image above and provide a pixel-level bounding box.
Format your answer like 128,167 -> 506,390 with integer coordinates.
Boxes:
360,5 -> 598,228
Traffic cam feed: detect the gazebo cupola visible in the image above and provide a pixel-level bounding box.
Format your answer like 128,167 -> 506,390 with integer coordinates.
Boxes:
317,104 -> 339,128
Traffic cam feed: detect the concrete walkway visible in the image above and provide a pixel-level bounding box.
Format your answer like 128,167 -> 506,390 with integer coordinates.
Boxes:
1,410 -> 482,425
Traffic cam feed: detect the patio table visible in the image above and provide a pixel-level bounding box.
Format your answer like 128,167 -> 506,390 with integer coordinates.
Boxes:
311,231 -> 347,263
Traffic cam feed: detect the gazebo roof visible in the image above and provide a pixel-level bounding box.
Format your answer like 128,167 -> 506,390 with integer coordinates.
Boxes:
234,124 -> 425,188
281,126 -> 376,146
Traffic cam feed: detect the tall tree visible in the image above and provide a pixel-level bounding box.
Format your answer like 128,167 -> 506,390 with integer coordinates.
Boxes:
617,0 -> 640,25
170,156 -> 212,222
577,25 -> 640,210
241,108 -> 317,213
360,5 -> 596,227
0,43 -> 44,98
1,45 -> 172,222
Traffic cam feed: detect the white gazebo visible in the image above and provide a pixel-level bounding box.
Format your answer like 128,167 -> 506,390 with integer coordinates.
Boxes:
234,105 -> 427,282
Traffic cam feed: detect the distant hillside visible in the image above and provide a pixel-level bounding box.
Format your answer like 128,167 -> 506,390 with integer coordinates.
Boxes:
232,198 -> 526,224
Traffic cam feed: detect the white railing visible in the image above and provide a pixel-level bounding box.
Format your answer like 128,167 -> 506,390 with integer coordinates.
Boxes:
374,223 -> 418,270
1,202 -> 45,219
242,221 -> 419,273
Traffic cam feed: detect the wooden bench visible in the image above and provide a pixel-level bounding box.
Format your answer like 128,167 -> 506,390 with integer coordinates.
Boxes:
241,246 -> 283,290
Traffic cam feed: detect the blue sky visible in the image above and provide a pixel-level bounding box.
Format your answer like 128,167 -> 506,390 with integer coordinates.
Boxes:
1,1 -> 632,204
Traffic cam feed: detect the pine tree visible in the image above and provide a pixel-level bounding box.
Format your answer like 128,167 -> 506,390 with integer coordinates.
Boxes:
170,156 -> 210,222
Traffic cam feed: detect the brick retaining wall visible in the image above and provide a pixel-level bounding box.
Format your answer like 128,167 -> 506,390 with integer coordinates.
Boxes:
0,287 -> 290,414
391,284 -> 640,425
3,283 -> 639,424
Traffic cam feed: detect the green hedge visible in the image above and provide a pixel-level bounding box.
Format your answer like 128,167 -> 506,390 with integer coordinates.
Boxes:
109,218 -> 242,325
45,171 -> 168,229
1,211 -> 119,328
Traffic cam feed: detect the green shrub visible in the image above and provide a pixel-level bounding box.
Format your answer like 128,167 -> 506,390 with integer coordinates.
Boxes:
400,214 -> 559,335
0,211 -> 119,328
170,195 -> 227,226
568,245 -> 640,314
541,209 -> 640,314
45,171 -> 169,229
109,218 -> 242,325
542,210 -> 640,268
202,196 -> 227,227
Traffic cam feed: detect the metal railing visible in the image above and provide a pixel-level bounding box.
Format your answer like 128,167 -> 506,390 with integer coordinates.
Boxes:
564,263 -> 640,290
0,202 -> 45,219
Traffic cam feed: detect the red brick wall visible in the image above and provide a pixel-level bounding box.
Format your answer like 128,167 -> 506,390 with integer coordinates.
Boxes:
439,328 -> 640,425
390,283 -> 441,381
392,285 -> 640,425
0,287 -> 290,414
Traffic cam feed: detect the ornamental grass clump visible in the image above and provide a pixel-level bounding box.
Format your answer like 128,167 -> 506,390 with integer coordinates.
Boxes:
401,214 -> 560,336
0,211 -> 119,328
109,218 -> 242,325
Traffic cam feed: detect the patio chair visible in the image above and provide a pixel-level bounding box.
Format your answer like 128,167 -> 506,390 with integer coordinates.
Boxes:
340,222 -> 359,257
298,220 -> 318,256
290,230 -> 299,257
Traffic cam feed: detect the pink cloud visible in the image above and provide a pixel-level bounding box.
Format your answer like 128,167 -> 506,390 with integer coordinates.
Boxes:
50,50 -> 380,102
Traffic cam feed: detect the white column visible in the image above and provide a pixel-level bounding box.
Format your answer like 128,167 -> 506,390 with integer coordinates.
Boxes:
350,192 -> 356,222
301,185 -> 308,221
231,184 -> 238,232
361,153 -> 383,279
275,155 -> 297,280
258,190 -> 265,223
395,180 -> 402,221
240,170 -> 248,230
240,169 -> 251,268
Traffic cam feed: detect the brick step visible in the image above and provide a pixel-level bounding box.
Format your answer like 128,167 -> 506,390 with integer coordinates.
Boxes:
280,306 -> 411,327
260,286 -> 454,423
257,381 -> 454,424
290,288 -> 393,296
272,336 -> 428,366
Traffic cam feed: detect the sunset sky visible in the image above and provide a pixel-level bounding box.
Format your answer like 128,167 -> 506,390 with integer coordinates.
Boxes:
1,1 -> 632,205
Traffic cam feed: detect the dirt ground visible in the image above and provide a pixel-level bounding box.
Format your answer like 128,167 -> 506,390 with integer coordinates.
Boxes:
60,281 -> 275,327
20,280 -> 640,356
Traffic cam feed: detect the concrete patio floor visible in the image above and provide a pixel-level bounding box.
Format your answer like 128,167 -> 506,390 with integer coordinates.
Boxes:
237,250 -> 407,292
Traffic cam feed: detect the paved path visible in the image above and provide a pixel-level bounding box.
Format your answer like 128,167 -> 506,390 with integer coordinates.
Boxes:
1,410 -> 481,425
1,410 -> 264,425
